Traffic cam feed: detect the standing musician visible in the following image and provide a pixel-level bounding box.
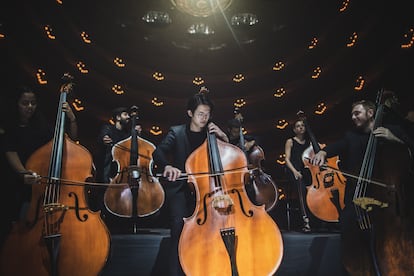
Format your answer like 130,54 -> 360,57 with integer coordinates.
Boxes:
227,117 -> 258,198
152,88 -> 229,276
311,99 -> 414,275
2,85 -> 77,222
90,107 -> 131,213
226,116 -> 279,213
227,117 -> 257,153
284,119 -> 312,232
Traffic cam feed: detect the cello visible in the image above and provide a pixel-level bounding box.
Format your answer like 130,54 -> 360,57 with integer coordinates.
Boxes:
104,106 -> 165,218
0,73 -> 110,276
299,111 -> 346,222
343,90 -> 414,275
178,124 -> 283,275
234,109 -> 278,212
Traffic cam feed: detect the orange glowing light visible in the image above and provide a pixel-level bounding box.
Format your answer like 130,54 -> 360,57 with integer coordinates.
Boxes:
151,97 -> 164,106
81,31 -> 91,44
346,32 -> 358,47
234,99 -> 246,108
72,99 -> 84,111
354,76 -> 365,91
150,126 -> 162,136
276,119 -> 288,129
232,74 -> 244,82
153,72 -> 164,81
112,84 -> 124,95
277,153 -> 286,165
308,37 -> 318,49
315,102 -> 327,115
114,57 -> 125,67
311,66 -> 322,79
401,28 -> 414,49
339,0 -> 350,12
76,61 -> 88,74
272,61 -> 285,71
36,69 -> 47,85
44,25 -> 56,40
273,88 -> 286,98
192,76 -> 204,85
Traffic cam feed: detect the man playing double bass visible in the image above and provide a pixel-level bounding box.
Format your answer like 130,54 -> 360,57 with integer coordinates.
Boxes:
311,99 -> 414,275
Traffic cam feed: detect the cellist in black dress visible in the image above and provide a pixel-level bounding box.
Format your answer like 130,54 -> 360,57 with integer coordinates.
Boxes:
2,85 -> 77,223
284,119 -> 312,232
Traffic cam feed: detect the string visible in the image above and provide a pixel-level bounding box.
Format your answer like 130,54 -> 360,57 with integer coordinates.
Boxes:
354,90 -> 385,231
111,143 -> 152,160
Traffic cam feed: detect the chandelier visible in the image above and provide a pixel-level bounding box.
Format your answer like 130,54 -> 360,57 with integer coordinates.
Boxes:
171,0 -> 233,17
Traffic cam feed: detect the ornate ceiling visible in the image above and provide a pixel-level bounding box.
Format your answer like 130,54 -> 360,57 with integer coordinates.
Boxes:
1,0 -> 413,174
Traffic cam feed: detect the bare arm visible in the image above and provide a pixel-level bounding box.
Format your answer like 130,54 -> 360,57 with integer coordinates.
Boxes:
5,151 -> 26,173
5,151 -> 40,184
284,138 -> 303,180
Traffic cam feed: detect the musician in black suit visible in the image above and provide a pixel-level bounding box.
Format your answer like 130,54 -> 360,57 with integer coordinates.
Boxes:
152,89 -> 228,276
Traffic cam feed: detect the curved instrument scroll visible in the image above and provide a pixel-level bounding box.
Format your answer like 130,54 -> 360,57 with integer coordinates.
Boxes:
298,111 -> 346,222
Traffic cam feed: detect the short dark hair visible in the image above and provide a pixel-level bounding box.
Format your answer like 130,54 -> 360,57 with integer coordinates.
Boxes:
352,100 -> 376,113
186,92 -> 215,113
112,107 -> 128,120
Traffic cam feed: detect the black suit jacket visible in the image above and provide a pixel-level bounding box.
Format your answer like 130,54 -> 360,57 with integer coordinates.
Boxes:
152,124 -> 192,191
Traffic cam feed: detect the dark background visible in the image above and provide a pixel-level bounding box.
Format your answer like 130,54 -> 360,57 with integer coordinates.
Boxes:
1,0 -> 413,183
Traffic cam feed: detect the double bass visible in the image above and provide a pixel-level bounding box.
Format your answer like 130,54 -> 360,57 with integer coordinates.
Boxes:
344,90 -> 414,275
234,109 -> 278,212
299,111 -> 346,222
104,106 -> 165,219
0,73 -> 110,276
178,124 -> 283,275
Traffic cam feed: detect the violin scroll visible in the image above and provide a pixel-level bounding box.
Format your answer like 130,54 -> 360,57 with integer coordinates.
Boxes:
59,72 -> 75,94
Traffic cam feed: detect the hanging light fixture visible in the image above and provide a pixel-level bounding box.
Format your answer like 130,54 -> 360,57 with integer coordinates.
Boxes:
187,23 -> 215,35
171,0 -> 233,17
142,11 -> 172,25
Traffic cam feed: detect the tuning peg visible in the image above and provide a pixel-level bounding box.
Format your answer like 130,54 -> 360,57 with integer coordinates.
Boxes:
130,106 -> 139,117
61,72 -> 74,83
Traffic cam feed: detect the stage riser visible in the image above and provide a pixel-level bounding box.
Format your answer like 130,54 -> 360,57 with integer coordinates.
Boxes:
101,231 -> 343,276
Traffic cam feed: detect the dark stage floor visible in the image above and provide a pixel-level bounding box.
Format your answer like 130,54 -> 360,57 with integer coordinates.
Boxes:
101,229 -> 345,276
